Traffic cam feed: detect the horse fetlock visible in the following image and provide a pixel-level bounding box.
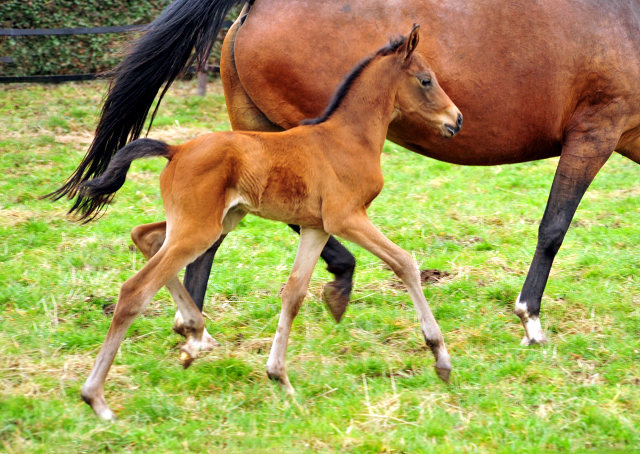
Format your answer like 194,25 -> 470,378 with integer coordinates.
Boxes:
172,310 -> 187,336
174,312 -> 216,350
514,294 -> 528,318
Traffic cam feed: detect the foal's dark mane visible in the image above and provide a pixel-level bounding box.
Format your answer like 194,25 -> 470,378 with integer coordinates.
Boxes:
300,36 -> 408,126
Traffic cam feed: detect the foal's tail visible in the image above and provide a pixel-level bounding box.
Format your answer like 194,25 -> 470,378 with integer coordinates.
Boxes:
47,0 -> 244,219
79,139 -> 172,221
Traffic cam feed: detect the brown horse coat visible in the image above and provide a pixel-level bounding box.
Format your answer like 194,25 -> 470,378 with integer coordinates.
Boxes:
227,0 -> 640,165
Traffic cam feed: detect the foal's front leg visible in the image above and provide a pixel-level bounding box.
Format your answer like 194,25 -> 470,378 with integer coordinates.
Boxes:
328,213 -> 452,382
131,221 -> 220,351
266,228 -> 330,394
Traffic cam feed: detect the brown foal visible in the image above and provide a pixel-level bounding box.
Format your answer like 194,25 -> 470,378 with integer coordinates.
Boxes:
79,26 -> 462,421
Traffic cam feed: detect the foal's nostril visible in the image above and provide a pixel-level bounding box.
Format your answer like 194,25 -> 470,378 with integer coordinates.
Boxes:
456,113 -> 463,129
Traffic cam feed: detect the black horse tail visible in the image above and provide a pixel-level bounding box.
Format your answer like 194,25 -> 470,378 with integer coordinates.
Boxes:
78,139 -> 172,222
47,0 -> 245,219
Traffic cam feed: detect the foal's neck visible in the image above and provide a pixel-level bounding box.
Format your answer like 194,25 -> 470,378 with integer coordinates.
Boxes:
325,56 -> 400,153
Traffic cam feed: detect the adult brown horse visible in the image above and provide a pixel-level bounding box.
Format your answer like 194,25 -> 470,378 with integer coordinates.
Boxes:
51,0 -> 640,346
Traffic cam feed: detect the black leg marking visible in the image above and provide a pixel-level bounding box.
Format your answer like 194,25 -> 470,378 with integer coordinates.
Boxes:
183,234 -> 227,312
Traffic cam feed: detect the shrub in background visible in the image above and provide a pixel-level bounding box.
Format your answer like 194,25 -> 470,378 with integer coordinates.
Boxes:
0,1 -> 237,77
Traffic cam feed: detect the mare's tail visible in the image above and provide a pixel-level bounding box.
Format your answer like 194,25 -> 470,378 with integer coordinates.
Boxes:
47,0 -> 244,219
79,139 -> 172,221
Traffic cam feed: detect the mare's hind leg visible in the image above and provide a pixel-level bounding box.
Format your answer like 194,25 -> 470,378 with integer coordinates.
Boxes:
288,225 -> 356,323
183,236 -> 226,312
326,212 -> 452,382
266,228 -> 330,394
516,129 -> 617,345
82,225 -> 222,420
131,221 -> 219,351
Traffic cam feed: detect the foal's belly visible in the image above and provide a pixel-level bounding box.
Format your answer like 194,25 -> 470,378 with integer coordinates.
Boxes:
248,205 -> 325,230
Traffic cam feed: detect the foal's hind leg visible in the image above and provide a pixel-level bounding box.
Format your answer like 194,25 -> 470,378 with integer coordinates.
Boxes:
516,129 -> 617,345
326,212 -> 452,382
266,228 -> 330,394
131,221 -> 219,351
82,228 -> 222,420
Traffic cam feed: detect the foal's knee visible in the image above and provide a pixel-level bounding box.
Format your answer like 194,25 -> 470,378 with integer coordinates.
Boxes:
113,278 -> 150,320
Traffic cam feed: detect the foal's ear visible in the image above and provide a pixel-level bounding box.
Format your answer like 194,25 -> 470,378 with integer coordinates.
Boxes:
403,24 -> 420,60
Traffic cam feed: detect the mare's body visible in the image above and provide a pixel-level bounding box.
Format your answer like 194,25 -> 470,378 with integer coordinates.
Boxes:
79,28 -> 461,421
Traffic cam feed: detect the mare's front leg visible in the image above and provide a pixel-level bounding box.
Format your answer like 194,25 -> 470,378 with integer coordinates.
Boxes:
516,129 -> 617,345
288,225 -> 356,322
81,227 -> 220,420
266,228 -> 330,394
326,212 -> 452,382
131,221 -> 220,351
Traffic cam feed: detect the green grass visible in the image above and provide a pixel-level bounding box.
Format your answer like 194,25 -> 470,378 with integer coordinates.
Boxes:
1,80 -> 639,453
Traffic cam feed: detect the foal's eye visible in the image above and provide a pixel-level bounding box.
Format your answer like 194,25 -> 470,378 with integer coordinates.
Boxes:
420,78 -> 432,87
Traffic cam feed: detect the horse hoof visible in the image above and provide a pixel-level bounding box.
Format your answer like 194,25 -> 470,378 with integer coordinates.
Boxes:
521,316 -> 548,346
435,366 -> 451,383
97,408 -> 117,422
323,281 -> 350,323
180,350 -> 195,369
267,371 -> 296,395
81,390 -> 117,421
520,333 -> 548,346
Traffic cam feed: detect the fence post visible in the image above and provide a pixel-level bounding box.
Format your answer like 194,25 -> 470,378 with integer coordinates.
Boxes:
196,71 -> 207,96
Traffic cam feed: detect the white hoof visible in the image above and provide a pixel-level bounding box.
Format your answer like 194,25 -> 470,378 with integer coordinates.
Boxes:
523,316 -> 547,344
514,294 -> 548,345
97,407 -> 117,422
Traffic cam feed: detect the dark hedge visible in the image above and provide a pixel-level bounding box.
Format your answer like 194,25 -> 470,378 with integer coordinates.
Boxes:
0,1 -> 176,77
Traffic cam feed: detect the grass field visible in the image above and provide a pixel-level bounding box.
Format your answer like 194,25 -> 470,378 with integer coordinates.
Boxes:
1,79 -> 639,453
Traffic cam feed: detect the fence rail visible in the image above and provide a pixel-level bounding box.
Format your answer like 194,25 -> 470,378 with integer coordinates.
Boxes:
0,21 -> 232,85
0,25 -> 145,36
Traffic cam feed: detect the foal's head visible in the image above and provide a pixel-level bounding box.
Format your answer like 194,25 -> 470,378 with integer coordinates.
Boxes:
390,25 -> 462,138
